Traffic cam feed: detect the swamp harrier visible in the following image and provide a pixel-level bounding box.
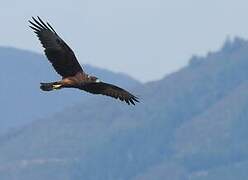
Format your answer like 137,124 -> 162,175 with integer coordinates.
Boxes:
29,17 -> 139,105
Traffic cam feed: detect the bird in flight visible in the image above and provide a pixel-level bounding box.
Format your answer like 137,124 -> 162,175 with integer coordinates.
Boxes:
29,17 -> 139,105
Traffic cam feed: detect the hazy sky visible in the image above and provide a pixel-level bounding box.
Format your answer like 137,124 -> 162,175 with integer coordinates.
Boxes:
1,0 -> 248,82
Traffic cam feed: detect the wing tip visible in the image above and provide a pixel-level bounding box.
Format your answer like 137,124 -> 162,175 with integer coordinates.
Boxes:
125,95 -> 140,106
29,16 -> 58,35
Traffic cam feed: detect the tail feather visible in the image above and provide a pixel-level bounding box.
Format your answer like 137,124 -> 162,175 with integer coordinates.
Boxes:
40,82 -> 61,91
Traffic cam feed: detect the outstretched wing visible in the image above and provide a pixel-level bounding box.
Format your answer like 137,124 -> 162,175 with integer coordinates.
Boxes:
83,82 -> 139,105
29,16 -> 83,78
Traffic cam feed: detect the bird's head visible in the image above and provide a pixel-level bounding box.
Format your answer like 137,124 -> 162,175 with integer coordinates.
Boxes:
89,75 -> 101,83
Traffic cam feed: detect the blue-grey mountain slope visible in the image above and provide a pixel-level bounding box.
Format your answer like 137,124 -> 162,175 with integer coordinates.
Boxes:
0,47 -> 141,134
1,38 -> 248,179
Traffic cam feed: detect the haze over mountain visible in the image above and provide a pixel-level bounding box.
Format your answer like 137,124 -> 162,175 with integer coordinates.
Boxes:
1,37 -> 248,179
0,47 -> 141,134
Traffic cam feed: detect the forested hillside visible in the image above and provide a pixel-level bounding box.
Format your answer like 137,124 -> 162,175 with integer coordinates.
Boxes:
0,47 -> 141,134
1,38 -> 248,179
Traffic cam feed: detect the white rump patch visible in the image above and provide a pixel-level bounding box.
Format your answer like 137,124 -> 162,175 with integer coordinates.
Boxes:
95,79 -> 101,83
53,84 -> 62,89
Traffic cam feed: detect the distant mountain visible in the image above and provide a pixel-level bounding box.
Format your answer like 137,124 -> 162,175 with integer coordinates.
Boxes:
1,37 -> 248,179
0,47 -> 141,134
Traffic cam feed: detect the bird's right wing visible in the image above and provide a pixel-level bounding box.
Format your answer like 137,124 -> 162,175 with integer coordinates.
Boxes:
83,82 -> 139,105
29,16 -> 83,78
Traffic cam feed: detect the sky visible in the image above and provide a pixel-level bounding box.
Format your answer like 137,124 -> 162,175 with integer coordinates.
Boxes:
1,0 -> 248,82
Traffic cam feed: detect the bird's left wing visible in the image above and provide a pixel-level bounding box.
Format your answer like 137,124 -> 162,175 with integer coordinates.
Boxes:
29,16 -> 83,78
83,82 -> 139,105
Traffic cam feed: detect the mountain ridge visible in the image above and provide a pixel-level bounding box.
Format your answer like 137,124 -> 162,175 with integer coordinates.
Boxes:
0,46 -> 141,134
1,37 -> 248,179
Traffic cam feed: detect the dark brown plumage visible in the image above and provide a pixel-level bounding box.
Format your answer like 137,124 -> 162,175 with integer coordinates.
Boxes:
29,16 -> 139,105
